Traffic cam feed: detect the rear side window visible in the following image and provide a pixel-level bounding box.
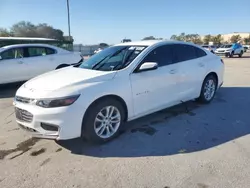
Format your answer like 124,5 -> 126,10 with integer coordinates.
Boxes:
0,48 -> 24,60
142,45 -> 174,67
195,47 -> 207,58
172,44 -> 196,63
46,47 -> 56,55
27,47 -> 56,57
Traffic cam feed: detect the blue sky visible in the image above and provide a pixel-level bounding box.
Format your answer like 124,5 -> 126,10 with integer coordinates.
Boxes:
1,0 -> 250,44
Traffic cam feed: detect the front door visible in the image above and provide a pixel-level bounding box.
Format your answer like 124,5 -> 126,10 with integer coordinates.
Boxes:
130,44 -> 180,117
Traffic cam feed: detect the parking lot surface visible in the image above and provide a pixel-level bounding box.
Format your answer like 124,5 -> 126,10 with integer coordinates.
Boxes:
0,53 -> 250,188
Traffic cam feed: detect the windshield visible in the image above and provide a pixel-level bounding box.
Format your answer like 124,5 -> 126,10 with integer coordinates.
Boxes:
221,45 -> 232,48
79,45 -> 147,71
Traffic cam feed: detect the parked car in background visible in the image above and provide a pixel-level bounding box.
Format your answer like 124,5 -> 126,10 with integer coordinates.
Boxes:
243,45 -> 249,52
0,44 -> 83,84
214,44 -> 244,57
14,40 -> 224,143
94,48 -> 102,54
201,45 -> 217,53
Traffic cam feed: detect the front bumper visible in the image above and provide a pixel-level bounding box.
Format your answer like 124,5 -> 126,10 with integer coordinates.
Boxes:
215,51 -> 230,55
13,99 -> 86,140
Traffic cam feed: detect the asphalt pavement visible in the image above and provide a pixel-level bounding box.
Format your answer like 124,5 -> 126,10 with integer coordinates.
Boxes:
0,52 -> 250,188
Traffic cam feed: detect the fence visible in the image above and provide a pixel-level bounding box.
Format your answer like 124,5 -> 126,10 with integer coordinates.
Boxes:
73,44 -> 99,56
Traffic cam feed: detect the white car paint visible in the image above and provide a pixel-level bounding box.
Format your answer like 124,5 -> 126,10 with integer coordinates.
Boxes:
13,40 -> 224,140
0,44 -> 82,84
215,44 -> 244,56
201,45 -> 216,52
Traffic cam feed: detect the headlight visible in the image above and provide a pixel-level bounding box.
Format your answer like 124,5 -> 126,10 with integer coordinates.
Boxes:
36,94 -> 80,108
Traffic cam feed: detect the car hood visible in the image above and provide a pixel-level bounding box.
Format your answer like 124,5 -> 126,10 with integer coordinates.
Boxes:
216,48 -> 231,51
23,67 -> 116,91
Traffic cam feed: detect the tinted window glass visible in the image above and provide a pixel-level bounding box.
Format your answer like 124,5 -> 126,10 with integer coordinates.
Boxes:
46,47 -> 56,55
143,45 -> 174,67
28,47 -> 47,57
0,48 -> 24,60
173,44 -> 196,63
195,47 -> 207,58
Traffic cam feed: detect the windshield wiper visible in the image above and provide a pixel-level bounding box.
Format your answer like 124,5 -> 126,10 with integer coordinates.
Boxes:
91,56 -> 109,70
93,47 -> 127,70
111,48 -> 136,71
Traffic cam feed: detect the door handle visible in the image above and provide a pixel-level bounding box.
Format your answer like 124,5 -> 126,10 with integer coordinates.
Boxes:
198,62 -> 204,67
169,69 -> 177,74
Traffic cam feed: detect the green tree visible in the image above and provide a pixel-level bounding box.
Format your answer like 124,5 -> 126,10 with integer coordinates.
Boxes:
0,28 -> 12,37
203,35 -> 212,44
142,36 -> 156,40
243,35 -> 250,44
230,35 -> 242,43
0,21 -> 65,40
211,34 -> 223,45
170,35 -> 178,40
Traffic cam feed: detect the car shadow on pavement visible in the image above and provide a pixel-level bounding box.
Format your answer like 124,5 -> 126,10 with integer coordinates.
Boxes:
58,87 -> 250,158
0,82 -> 24,98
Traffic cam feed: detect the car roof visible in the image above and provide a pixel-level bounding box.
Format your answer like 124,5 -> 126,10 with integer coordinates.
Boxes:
114,40 -> 199,47
1,43 -> 59,49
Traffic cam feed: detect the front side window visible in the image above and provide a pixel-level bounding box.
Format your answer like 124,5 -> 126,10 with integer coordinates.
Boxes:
79,45 -> 147,71
45,47 -> 56,55
0,48 -> 24,60
142,45 -> 174,67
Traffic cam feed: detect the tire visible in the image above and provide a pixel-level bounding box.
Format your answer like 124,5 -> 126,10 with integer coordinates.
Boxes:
55,64 -> 70,70
229,51 -> 234,58
197,75 -> 217,104
238,51 -> 243,58
82,98 -> 125,144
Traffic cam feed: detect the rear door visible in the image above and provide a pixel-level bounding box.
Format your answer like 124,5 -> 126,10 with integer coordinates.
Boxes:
0,47 -> 29,84
172,44 -> 207,101
23,46 -> 58,78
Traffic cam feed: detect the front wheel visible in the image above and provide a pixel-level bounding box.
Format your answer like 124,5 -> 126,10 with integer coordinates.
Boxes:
82,98 -> 125,144
197,75 -> 217,104
238,51 -> 243,57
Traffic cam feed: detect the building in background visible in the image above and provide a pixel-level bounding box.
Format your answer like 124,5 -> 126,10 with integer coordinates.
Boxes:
221,32 -> 250,42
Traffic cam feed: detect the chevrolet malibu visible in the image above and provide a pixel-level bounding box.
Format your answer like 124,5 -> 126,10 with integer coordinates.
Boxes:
14,40 -> 224,143
0,43 -> 82,84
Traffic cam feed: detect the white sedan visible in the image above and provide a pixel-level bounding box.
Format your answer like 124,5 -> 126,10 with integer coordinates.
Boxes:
0,44 -> 82,84
13,40 -> 224,143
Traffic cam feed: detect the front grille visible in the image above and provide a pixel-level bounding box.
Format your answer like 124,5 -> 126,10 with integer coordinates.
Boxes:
15,107 -> 33,123
218,50 -> 225,53
15,96 -> 34,104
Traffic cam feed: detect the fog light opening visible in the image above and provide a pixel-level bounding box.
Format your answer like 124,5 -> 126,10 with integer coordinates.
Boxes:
41,123 -> 59,131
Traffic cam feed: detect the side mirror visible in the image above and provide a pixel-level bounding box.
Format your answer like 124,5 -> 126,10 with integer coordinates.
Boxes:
0,56 -> 2,60
136,62 -> 158,72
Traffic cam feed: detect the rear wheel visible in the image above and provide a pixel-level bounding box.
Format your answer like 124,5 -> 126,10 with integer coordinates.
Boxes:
82,98 -> 125,144
197,75 -> 217,104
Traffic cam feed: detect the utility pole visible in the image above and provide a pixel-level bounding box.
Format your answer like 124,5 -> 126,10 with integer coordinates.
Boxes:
66,0 -> 71,38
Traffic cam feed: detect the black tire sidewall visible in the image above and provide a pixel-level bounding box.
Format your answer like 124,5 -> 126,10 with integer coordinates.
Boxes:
82,99 -> 125,144
199,75 -> 217,103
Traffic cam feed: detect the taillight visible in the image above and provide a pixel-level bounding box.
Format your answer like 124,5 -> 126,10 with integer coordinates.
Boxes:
220,59 -> 224,64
